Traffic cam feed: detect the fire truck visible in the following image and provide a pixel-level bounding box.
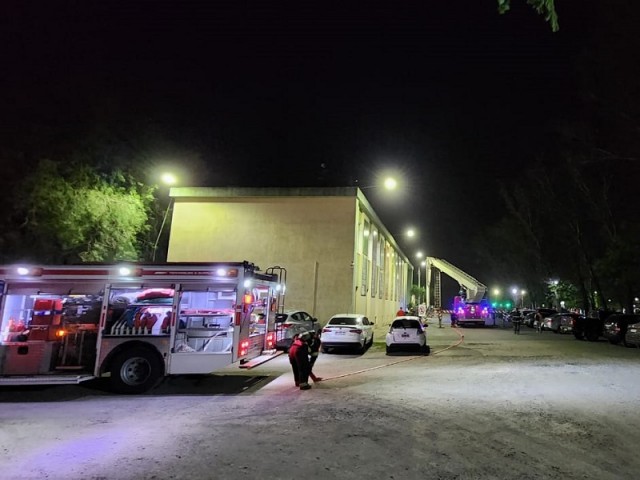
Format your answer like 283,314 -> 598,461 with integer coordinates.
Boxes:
425,257 -> 494,327
0,262 -> 283,393
452,296 -> 493,326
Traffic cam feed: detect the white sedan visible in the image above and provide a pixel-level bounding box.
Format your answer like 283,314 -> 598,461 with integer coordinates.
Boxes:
321,314 -> 374,353
385,316 -> 430,355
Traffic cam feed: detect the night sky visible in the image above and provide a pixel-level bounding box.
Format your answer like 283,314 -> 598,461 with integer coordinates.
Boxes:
0,1 -> 607,280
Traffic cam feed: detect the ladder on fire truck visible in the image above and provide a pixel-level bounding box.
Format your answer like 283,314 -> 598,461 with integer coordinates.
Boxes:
265,266 -> 288,349
425,257 -> 487,308
432,269 -> 442,308
265,266 -> 287,314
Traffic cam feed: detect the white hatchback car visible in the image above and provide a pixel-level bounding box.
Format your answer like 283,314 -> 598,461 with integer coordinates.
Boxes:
321,314 -> 374,353
385,316 -> 429,355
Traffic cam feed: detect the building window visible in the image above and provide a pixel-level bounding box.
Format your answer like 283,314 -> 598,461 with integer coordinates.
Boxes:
378,237 -> 385,299
371,227 -> 378,297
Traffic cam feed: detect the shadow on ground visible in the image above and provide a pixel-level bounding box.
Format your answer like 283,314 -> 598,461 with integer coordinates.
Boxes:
0,374 -> 274,402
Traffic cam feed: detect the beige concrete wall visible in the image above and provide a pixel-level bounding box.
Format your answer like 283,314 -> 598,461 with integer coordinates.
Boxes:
167,196 -> 356,325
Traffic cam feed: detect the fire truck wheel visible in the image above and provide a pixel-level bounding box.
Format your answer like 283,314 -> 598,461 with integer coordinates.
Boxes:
110,347 -> 162,394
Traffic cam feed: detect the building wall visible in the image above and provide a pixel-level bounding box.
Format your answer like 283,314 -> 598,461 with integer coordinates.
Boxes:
167,194 -> 356,325
166,187 -> 414,338
353,206 -> 412,332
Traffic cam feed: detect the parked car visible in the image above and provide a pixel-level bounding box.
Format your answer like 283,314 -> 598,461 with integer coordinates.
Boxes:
624,320 -> 640,347
572,310 -> 620,342
519,309 -> 536,327
385,316 -> 429,355
543,312 -> 580,333
572,317 -> 601,341
603,314 -> 640,345
320,314 -> 374,353
525,308 -> 557,328
274,310 -> 321,351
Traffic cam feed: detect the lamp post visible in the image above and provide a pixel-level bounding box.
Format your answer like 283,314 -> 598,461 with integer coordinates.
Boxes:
415,251 -> 424,304
152,172 -> 178,262
520,290 -> 526,308
419,260 -> 426,306
551,279 -> 559,310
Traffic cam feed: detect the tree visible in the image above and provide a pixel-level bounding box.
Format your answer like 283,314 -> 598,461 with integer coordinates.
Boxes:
2,159 -> 155,263
497,0 -> 559,31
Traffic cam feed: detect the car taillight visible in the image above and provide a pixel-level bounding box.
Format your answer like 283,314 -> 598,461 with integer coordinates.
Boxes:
282,323 -> 293,329
322,328 -> 331,333
239,340 -> 249,357
350,329 -> 362,334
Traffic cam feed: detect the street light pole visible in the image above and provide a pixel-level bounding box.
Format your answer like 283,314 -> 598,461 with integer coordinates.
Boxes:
415,251 -> 424,305
152,172 -> 177,262
152,200 -> 174,262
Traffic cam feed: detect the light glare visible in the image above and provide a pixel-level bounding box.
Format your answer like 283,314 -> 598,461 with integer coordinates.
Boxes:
161,172 -> 177,185
383,177 -> 397,190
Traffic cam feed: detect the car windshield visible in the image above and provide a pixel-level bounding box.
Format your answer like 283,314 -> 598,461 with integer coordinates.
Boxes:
329,317 -> 357,326
392,319 -> 421,329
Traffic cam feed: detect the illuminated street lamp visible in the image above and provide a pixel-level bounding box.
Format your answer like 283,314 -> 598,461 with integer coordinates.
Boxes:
383,176 -> 398,190
160,172 -> 177,186
511,287 -> 519,309
357,176 -> 398,191
152,172 -> 178,262
520,290 -> 526,308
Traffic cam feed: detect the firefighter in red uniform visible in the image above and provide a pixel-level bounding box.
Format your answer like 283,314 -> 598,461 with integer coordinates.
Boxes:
289,330 -> 312,390
307,331 -> 323,383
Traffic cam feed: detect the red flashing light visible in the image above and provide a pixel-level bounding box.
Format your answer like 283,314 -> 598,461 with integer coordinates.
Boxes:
266,332 -> 275,349
239,340 -> 250,357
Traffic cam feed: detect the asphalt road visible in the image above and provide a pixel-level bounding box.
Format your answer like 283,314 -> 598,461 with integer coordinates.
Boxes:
2,318 -> 640,479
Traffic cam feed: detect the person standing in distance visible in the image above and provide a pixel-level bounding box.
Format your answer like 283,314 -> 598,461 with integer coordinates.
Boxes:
289,330 -> 312,390
513,308 -> 522,335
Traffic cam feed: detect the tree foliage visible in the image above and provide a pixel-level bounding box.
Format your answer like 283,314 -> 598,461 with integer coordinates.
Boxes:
478,155 -> 639,313
3,159 -> 155,263
497,0 -> 559,31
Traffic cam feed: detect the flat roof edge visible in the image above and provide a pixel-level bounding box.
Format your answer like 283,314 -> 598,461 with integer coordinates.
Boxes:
170,186 -> 360,198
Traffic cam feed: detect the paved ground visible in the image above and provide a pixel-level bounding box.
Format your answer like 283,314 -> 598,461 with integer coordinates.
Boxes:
2,316 -> 640,479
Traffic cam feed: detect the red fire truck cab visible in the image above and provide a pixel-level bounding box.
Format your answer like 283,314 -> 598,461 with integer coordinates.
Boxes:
0,262 -> 283,393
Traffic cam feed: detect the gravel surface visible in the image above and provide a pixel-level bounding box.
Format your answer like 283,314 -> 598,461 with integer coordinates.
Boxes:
2,317 -> 640,479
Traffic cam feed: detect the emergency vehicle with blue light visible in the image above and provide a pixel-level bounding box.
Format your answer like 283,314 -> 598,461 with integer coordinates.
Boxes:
425,257 -> 494,327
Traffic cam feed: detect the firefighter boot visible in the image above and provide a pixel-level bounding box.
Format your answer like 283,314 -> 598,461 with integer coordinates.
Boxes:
299,382 -> 311,390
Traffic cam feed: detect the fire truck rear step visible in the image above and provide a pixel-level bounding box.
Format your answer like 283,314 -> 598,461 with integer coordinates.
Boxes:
0,374 -> 95,386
